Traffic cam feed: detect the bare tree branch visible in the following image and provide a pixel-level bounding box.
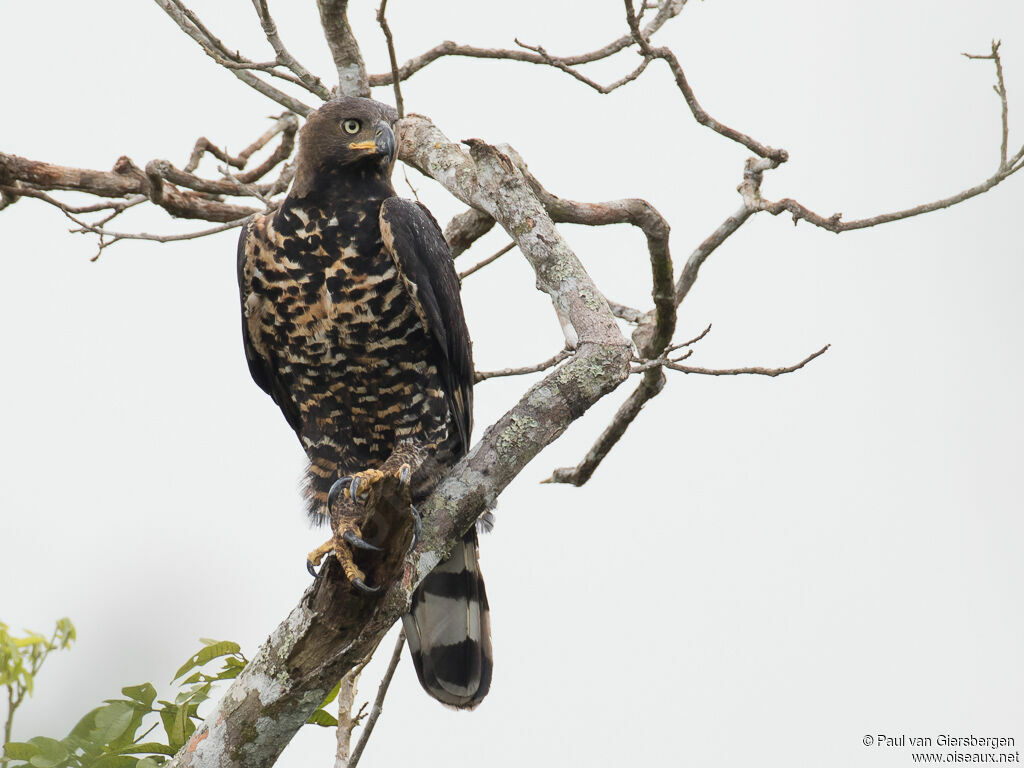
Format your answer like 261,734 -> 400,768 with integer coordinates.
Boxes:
152,0 -> 314,116
512,154 -> 679,486
251,0 -> 332,100
459,241 -> 516,279
623,0 -> 788,163
184,113 -> 297,177
317,0 -> 371,97
367,0 -> 687,85
513,39 -> 652,94
544,369 -> 665,486
675,205 -> 754,307
475,348 -> 573,382
443,207 -> 495,257
376,0 -> 405,117
633,344 -> 830,377
347,630 -> 405,768
964,40 -> 1010,168
755,165 -> 1023,233
333,672 -> 363,768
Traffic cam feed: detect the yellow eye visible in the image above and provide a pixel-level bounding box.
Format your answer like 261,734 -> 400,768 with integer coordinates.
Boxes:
342,119 -> 361,135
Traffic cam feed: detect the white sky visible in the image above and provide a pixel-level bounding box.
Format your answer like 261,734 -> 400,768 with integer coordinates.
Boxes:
2,1 -> 1022,767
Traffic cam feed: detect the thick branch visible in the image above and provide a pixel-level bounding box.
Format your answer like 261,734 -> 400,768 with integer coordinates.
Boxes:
514,155 -> 678,485
443,207 -> 495,257
317,0 -> 370,97
0,152 -> 260,223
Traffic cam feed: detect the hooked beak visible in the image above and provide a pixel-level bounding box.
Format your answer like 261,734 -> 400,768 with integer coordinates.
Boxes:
374,121 -> 396,159
348,121 -> 396,162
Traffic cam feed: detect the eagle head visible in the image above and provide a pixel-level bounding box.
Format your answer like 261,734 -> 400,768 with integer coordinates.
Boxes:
291,97 -> 399,195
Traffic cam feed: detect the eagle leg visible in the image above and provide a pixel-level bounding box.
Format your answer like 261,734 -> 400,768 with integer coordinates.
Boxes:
316,444 -> 426,592
306,539 -> 334,578
329,465 -> 412,511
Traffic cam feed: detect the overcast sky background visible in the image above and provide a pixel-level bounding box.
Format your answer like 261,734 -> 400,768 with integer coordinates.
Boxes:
3,1 -> 1022,766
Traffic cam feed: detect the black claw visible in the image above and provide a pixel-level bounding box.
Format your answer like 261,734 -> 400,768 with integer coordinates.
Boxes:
399,465 -> 411,488
307,559 -> 319,578
351,577 -> 381,594
344,529 -> 383,552
408,505 -> 422,551
328,475 -> 354,510
349,476 -> 362,506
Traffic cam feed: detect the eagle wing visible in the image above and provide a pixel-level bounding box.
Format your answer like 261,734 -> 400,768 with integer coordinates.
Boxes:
236,215 -> 303,435
379,198 -> 474,452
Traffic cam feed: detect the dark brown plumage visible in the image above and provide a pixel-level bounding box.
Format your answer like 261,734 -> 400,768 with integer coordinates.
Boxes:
237,97 -> 491,708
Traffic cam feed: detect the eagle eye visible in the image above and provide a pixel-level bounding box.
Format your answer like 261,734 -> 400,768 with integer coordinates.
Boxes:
342,119 -> 361,135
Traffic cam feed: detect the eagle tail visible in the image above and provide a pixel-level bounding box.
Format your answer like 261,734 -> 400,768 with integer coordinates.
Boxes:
402,528 -> 492,709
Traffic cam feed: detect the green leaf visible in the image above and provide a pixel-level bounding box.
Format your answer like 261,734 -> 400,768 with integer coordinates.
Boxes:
306,709 -> 339,727
172,641 -> 240,682
164,703 -> 193,754
66,707 -> 103,753
318,680 -> 343,708
213,666 -> 242,681
136,759 -> 159,768
3,743 -> 41,761
157,709 -> 179,753
25,737 -> 67,768
90,702 -> 134,745
108,706 -> 147,752
121,684 -> 157,709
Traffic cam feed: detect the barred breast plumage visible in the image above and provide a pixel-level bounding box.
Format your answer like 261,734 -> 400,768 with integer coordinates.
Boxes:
236,96 -> 492,709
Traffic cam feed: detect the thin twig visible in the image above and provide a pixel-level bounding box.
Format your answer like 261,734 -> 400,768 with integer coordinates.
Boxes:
757,169 -> 1021,232
153,0 -> 313,115
251,0 -> 332,100
376,0 -> 405,117
632,344 -> 830,376
623,0 -> 788,163
348,629 -> 406,768
367,0 -> 687,85
184,113 -> 297,175
964,40 -> 1010,169
513,39 -> 652,94
0,185 -> 147,215
69,217 -> 249,243
475,348 -> 573,383
458,241 -> 515,279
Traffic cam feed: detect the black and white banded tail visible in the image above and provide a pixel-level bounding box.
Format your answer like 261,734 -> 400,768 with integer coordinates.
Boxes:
403,529 -> 492,708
